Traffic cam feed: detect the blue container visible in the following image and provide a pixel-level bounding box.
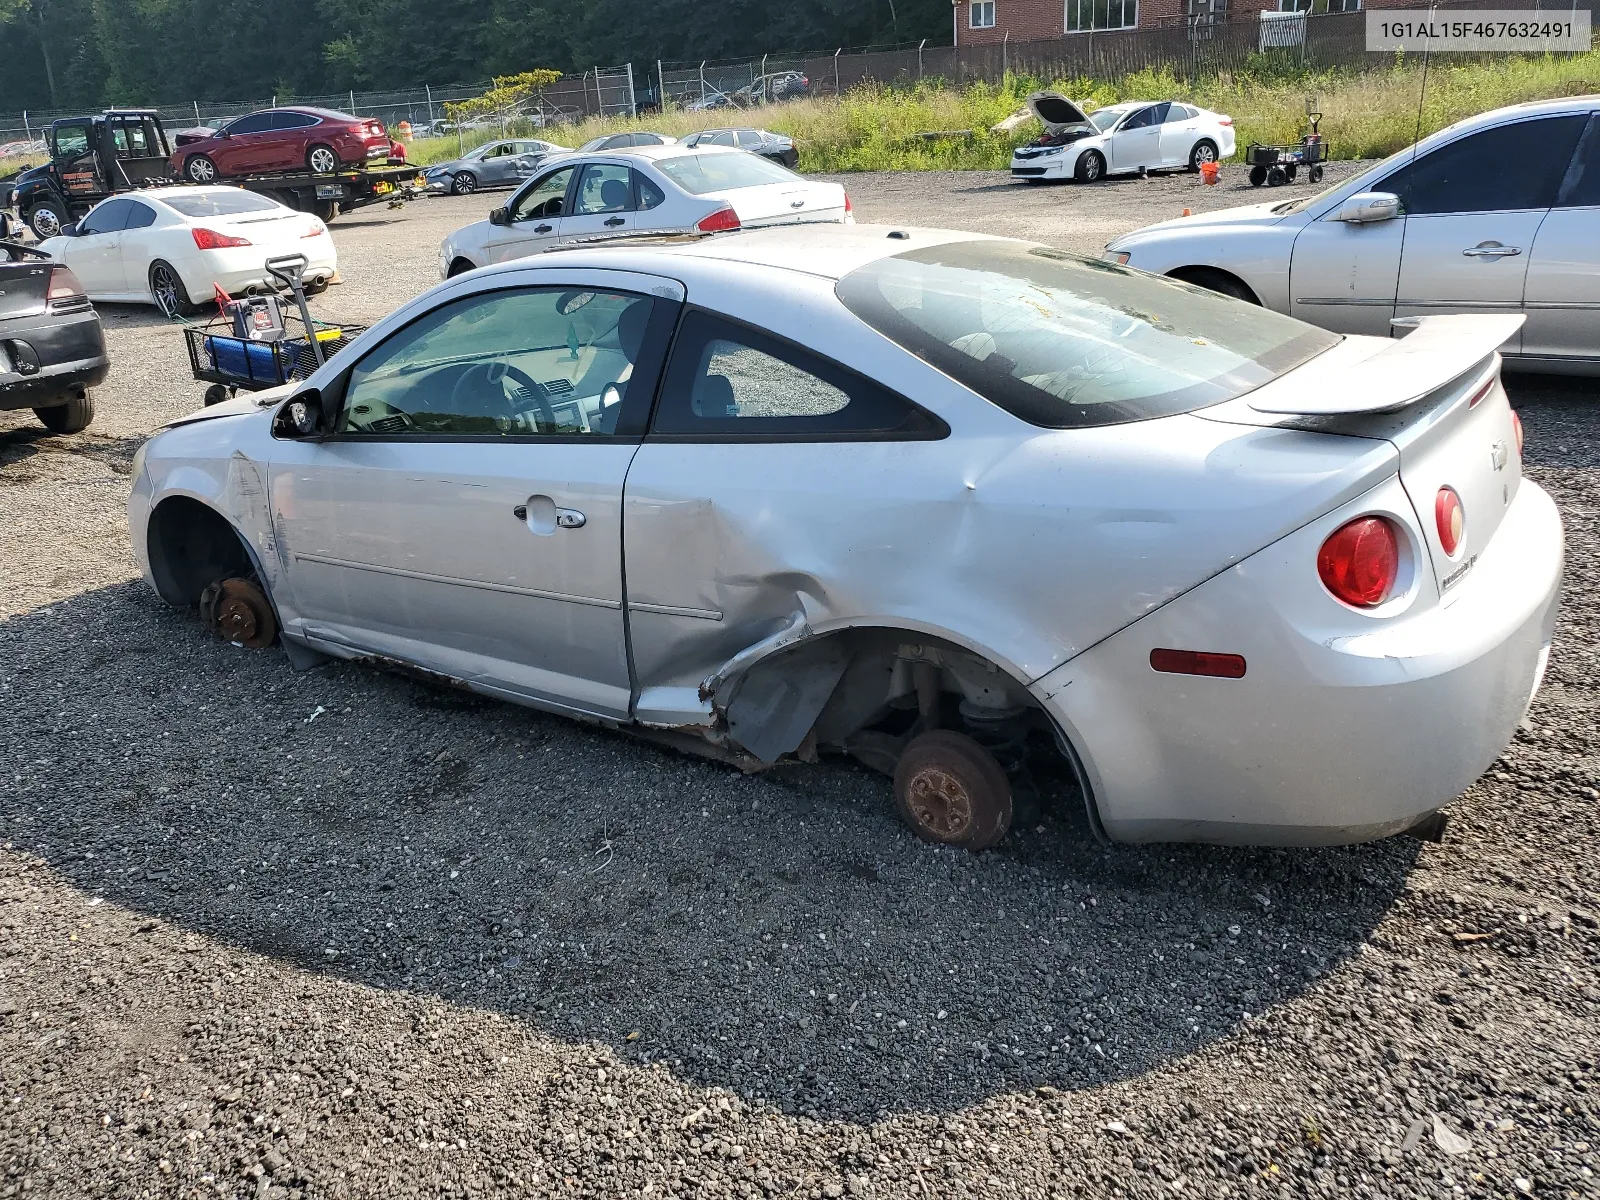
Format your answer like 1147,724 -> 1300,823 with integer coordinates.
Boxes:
205,335 -> 282,385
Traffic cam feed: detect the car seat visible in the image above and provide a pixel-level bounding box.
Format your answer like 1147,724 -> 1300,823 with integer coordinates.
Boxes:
692,373 -> 739,419
598,176 -> 630,213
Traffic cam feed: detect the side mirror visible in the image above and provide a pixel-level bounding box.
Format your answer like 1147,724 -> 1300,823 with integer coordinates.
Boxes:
272,388 -> 325,439
1336,191 -> 1400,224
60,223 -> 79,237
489,206 -> 510,226
216,130 -> 231,139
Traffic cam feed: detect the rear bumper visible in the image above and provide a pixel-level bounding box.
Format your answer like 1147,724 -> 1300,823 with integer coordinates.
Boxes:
1031,477 -> 1563,845
0,307 -> 109,410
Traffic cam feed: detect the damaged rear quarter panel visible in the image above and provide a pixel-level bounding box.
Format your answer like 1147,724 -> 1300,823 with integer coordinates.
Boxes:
620,267 -> 1399,723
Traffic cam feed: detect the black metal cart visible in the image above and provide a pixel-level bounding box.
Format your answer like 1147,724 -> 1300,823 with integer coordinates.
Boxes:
1245,110 -> 1326,188
184,254 -> 366,406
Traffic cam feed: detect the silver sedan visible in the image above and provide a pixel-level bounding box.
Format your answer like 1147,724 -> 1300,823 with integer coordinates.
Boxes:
422,138 -> 571,196
437,144 -> 849,277
1104,97 -> 1600,373
129,225 -> 1561,851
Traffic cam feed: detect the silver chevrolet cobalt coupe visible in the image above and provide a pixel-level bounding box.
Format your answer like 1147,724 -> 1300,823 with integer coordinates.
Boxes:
130,224 -> 1562,851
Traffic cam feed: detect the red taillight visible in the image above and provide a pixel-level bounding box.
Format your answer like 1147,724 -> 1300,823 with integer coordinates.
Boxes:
1435,487 -> 1464,557
46,265 -> 86,305
1511,409 -> 1524,457
1150,648 -> 1246,679
302,221 -> 326,238
844,192 -> 853,214
695,206 -> 741,234
192,227 -> 251,250
1318,516 -> 1400,608
1219,116 -> 1233,126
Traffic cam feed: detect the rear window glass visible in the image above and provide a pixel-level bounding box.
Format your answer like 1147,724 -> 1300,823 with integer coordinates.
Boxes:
655,152 -> 798,194
835,240 -> 1339,428
162,190 -> 285,217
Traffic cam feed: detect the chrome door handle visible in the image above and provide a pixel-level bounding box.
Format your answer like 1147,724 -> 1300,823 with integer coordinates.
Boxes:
1462,243 -> 1521,258
555,508 -> 586,529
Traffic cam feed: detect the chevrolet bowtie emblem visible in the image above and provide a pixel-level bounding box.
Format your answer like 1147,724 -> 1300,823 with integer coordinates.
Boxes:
1490,440 -> 1509,471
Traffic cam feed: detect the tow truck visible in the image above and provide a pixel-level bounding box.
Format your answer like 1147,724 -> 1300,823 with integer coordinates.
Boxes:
3,110 -> 420,239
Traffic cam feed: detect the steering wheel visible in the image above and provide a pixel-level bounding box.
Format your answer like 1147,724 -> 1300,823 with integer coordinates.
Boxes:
446,362 -> 557,432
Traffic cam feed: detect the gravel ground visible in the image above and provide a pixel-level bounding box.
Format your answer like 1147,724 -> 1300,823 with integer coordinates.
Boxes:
2,167 -> 1597,1200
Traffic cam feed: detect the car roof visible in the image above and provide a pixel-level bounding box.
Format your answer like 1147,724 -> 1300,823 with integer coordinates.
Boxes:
479,223 -> 998,285
105,185 -> 277,205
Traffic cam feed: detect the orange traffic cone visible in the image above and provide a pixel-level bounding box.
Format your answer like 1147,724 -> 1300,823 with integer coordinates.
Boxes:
1181,208 -> 1192,217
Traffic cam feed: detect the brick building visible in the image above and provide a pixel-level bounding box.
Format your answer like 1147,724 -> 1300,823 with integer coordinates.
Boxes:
954,0 -> 1386,43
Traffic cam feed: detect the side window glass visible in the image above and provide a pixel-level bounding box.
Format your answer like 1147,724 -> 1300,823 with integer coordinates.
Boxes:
340,288 -> 657,437
486,143 -> 510,158
512,167 -> 575,221
652,311 -> 942,438
1555,114 -> 1600,208
53,124 -> 91,158
226,113 -> 271,135
1165,105 -> 1191,123
634,171 -> 666,210
737,130 -> 764,147
1120,107 -> 1157,131
123,201 -> 157,229
575,164 -> 634,215
79,199 -> 132,235
1380,116 -> 1587,215
710,131 -> 737,146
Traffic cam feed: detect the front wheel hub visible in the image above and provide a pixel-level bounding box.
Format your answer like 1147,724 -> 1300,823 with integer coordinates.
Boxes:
198,577 -> 278,648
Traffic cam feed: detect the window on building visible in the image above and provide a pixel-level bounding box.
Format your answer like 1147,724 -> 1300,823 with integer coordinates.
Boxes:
1066,0 -> 1137,33
1276,0 -> 1310,10
970,0 -> 996,28
1326,0 -> 1361,11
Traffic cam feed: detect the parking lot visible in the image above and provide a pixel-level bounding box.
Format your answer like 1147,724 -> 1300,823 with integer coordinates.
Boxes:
3,168 -> 1598,1200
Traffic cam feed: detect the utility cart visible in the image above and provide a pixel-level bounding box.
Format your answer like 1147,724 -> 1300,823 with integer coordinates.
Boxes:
184,254 -> 366,407
1245,109 -> 1325,188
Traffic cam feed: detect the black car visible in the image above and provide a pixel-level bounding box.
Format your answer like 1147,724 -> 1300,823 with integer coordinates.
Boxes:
0,242 -> 108,433
577,132 -> 677,152
678,128 -> 799,169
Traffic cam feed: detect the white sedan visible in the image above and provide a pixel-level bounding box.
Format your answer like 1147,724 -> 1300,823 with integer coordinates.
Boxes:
1011,93 -> 1235,183
438,144 -> 850,277
130,224 -> 1559,851
38,186 -> 337,317
1102,96 -> 1600,373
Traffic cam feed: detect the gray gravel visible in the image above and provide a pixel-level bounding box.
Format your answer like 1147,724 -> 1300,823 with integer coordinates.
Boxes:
2,171 -> 1598,1200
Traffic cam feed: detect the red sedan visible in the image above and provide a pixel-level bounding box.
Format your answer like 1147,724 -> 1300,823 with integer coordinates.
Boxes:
171,107 -> 390,182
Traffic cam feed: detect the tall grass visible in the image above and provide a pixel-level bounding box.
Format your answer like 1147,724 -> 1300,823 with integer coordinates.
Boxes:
402,51 -> 1600,172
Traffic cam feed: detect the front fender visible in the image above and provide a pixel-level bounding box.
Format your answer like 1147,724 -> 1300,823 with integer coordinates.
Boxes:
1122,225 -> 1299,312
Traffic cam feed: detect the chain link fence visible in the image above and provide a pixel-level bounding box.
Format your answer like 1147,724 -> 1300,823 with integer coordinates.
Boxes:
0,67 -> 639,169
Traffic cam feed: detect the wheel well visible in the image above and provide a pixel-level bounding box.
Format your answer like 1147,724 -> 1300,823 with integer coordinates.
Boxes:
146,496 -> 256,607
447,257 -> 477,278
1166,266 -> 1261,305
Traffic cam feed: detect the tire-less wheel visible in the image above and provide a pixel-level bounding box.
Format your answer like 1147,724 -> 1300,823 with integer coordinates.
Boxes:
306,143 -> 339,174
450,171 -> 478,196
184,154 -> 218,184
199,578 -> 278,648
893,730 -> 1013,851
33,392 -> 95,434
1074,150 -> 1105,183
1188,139 -> 1219,171
25,202 -> 65,239
149,260 -> 196,317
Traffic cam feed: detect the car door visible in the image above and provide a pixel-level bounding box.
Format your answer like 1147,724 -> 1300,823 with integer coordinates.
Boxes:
113,199 -> 159,294
481,164 -> 577,264
1289,190 -> 1407,336
60,197 -> 134,296
1387,114 -> 1587,349
268,112 -> 320,172
212,112 -> 275,174
268,272 -> 682,718
478,142 -> 515,185
1110,104 -> 1165,172
621,308 -> 945,726
1158,104 -> 1199,167
49,121 -> 106,203
1520,111 -> 1600,365
558,162 -> 635,243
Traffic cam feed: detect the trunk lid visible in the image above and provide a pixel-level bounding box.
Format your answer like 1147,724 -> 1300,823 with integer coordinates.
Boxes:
1203,315 -> 1525,598
1026,91 -> 1091,133
715,181 -> 848,227
0,262 -> 51,320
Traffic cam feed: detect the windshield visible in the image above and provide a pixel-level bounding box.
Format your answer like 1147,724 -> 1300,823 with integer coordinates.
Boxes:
655,152 -> 799,194
1089,109 -> 1125,132
163,190 -> 285,217
835,239 -> 1339,429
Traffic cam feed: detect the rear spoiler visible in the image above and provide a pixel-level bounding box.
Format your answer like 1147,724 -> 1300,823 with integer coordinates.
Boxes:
1248,314 -> 1524,416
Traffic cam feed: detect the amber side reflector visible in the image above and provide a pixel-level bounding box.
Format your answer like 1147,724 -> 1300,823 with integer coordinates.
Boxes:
1150,648 -> 1247,679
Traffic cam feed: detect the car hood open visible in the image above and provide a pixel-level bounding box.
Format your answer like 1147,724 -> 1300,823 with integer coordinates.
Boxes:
1026,92 -> 1092,134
